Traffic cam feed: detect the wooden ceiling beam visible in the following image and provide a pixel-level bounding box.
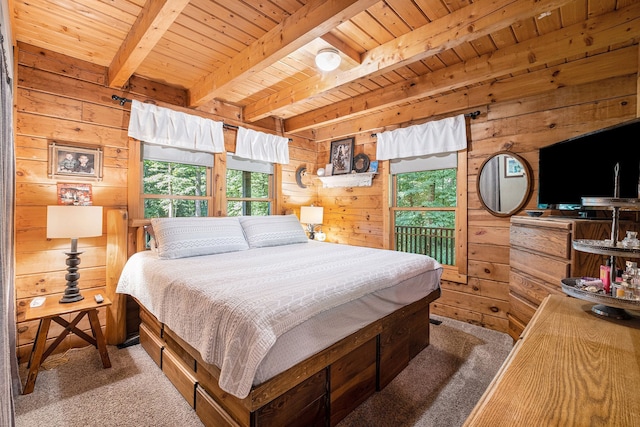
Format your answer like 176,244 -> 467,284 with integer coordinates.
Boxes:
108,0 -> 190,88
243,0 -> 575,122
284,3 -> 640,133
187,0 -> 379,108
321,33 -> 362,66
309,46 -> 637,143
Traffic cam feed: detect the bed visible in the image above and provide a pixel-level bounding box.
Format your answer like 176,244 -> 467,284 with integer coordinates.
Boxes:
107,212 -> 442,427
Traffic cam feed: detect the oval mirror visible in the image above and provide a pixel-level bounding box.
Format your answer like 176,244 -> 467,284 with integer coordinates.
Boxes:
477,151 -> 532,217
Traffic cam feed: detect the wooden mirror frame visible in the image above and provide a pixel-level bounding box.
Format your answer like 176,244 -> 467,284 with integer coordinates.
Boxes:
476,151 -> 533,217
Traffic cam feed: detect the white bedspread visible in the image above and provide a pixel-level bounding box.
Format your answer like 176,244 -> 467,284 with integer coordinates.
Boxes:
116,241 -> 441,398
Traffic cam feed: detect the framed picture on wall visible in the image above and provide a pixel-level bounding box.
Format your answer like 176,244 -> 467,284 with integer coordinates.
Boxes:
48,142 -> 103,181
329,137 -> 354,175
504,155 -> 524,177
57,183 -> 93,206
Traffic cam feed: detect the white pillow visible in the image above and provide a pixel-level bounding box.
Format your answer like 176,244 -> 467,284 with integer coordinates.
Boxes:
239,215 -> 308,248
151,217 -> 249,259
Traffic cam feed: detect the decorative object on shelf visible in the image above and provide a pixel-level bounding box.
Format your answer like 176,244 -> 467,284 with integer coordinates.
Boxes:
622,231 -> 640,248
47,205 -> 103,303
300,206 -> 323,240
329,137 -> 354,175
315,48 -> 341,72
316,168 -> 325,177
48,142 -> 103,181
369,161 -> 378,173
57,183 -> 93,206
295,165 -> 307,188
325,163 -> 333,176
353,153 -> 370,173
561,278 -> 639,319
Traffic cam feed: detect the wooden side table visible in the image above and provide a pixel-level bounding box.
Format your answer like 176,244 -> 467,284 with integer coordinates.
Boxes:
22,289 -> 112,394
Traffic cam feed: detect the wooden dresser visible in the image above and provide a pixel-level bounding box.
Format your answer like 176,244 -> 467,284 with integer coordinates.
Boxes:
508,216 -> 624,339
464,295 -> 640,426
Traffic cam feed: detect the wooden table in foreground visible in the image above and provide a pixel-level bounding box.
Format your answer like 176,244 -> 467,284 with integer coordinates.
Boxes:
464,294 -> 640,426
22,289 -> 112,394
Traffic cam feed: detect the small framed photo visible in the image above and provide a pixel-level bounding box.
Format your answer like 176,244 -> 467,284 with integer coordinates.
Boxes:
504,155 -> 524,177
49,142 -> 103,181
57,183 -> 93,206
329,137 -> 354,175
325,163 -> 333,176
369,160 -> 378,173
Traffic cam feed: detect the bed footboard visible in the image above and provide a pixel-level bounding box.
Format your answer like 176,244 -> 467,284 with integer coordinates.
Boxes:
137,289 -> 440,427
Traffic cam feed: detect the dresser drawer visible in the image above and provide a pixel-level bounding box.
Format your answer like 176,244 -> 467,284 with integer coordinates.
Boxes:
510,248 -> 571,285
510,224 -> 570,259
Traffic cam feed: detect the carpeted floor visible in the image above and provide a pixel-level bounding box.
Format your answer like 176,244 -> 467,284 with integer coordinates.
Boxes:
15,315 -> 513,427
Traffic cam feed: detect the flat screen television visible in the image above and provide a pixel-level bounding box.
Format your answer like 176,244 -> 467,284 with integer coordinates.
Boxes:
538,119 -> 640,210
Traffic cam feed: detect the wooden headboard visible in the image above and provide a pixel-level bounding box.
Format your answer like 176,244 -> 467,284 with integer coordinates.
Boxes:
105,209 -> 150,345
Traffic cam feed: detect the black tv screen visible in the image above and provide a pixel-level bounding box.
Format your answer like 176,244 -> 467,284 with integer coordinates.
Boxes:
538,119 -> 640,209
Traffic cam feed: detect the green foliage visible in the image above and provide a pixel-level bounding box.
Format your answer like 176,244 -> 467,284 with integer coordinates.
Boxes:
397,169 -> 456,208
143,160 -> 206,217
395,169 -> 457,228
143,160 -> 272,218
226,169 -> 270,216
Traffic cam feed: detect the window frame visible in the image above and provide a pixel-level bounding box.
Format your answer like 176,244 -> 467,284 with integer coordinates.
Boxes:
140,154 -> 214,218
388,151 -> 467,283
225,169 -> 274,216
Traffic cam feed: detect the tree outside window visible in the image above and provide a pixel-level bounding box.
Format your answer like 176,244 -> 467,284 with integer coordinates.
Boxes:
393,168 -> 457,265
143,160 -> 209,217
226,169 -> 271,216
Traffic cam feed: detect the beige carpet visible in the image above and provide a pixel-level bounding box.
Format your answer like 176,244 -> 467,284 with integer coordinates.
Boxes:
15,315 -> 513,427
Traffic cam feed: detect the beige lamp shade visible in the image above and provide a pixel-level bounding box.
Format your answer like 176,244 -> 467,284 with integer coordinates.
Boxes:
300,206 -> 323,225
47,206 -> 103,239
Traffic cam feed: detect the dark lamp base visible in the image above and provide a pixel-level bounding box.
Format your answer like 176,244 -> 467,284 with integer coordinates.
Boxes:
59,248 -> 84,304
60,293 -> 84,303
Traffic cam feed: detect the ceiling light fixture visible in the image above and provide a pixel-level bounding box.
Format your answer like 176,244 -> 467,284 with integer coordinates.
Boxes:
315,48 -> 341,72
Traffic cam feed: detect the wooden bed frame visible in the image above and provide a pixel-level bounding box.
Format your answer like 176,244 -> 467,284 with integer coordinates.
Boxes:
105,210 -> 441,427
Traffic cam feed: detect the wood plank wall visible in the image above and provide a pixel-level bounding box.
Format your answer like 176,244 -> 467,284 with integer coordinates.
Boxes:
13,41 -> 639,362
314,47 -> 639,333
13,42 -> 315,363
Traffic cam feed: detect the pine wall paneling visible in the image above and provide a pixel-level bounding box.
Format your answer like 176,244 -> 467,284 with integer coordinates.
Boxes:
13,42 -> 315,362
14,39 -> 640,361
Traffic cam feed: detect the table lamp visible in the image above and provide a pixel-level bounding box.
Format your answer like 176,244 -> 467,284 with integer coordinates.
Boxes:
300,206 -> 323,240
47,205 -> 103,303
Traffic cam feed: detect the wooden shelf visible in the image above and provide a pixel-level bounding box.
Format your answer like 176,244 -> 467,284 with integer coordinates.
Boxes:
317,172 -> 376,188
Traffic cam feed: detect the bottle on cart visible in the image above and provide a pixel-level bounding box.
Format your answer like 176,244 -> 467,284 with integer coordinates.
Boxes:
600,258 -> 612,294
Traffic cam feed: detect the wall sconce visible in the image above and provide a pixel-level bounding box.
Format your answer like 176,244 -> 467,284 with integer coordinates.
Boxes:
300,206 -> 324,240
47,206 -> 103,303
315,48 -> 341,72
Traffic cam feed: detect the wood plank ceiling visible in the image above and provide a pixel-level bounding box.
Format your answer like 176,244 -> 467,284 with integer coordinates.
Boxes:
11,0 -> 639,141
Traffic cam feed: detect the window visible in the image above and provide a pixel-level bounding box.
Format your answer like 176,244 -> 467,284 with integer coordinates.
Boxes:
391,152 -> 461,268
141,144 -> 213,218
226,154 -> 274,216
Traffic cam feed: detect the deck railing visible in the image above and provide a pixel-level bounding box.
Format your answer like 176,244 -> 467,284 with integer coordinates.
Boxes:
395,225 -> 455,265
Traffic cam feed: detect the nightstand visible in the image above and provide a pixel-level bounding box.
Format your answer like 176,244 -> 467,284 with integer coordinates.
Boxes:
22,289 -> 112,394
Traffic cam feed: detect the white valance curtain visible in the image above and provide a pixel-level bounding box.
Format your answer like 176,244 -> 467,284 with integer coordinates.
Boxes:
376,114 -> 467,161
128,100 -> 224,153
236,127 -> 289,164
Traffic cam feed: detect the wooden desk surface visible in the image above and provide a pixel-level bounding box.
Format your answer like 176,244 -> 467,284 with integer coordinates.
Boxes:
464,295 -> 640,426
24,289 -> 111,322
